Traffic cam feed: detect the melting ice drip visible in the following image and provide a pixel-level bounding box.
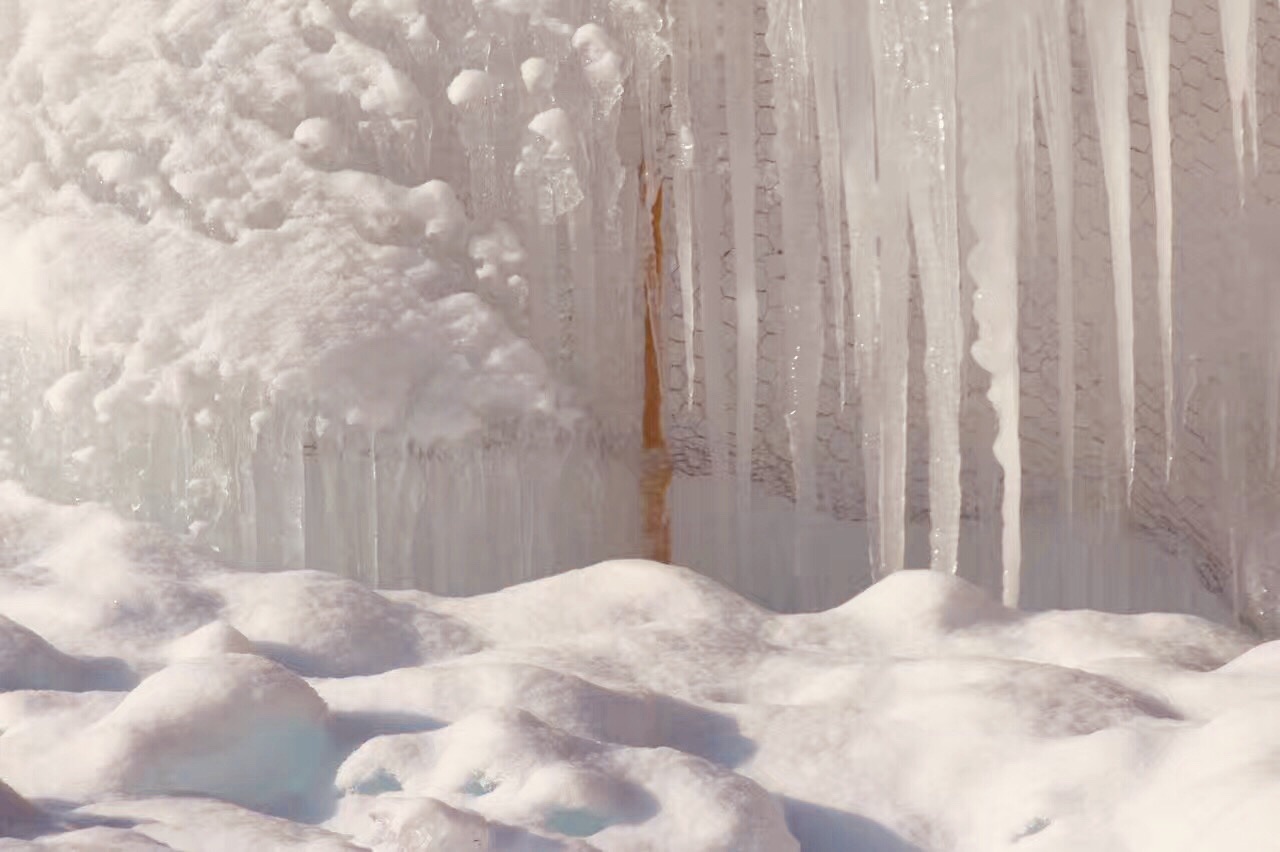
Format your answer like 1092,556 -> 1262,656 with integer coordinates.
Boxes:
0,0 -> 1277,630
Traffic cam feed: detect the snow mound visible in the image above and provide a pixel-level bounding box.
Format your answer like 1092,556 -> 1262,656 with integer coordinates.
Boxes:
314,661 -> 749,763
1,826 -> 175,850
329,794 -> 582,851
435,559 -> 767,645
0,616 -> 96,692
0,483 -> 222,665
210,570 -> 478,677
78,798 -> 363,852
7,655 -> 331,811
1117,703 -> 1280,851
165,620 -> 258,661
334,708 -> 796,851
101,655 -> 331,807
1218,639 -> 1280,674
769,567 -> 1250,670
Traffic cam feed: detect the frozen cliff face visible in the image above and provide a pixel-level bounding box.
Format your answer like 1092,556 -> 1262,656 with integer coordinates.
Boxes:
1,0 -> 1278,628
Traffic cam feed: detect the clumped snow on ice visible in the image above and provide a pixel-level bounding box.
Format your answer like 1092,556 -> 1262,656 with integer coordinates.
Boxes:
0,0 -> 662,593
0,0 -> 574,459
0,484 -> 1275,851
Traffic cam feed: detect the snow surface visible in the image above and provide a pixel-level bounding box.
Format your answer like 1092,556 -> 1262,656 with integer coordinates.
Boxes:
0,482 -> 1275,851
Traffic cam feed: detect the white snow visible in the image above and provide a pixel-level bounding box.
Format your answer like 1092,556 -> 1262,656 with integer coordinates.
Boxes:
0,483 -> 1274,850
447,70 -> 496,107
520,57 -> 557,98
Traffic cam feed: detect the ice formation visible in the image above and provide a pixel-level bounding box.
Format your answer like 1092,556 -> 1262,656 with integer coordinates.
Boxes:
3,0 -> 1280,630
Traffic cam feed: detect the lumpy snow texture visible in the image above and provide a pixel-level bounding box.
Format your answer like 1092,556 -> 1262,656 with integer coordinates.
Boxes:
0,0 -> 566,446
0,484 -> 1275,850
0,0 -> 654,591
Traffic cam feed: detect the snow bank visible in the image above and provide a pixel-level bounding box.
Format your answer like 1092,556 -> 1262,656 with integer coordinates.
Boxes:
0,484 -> 1274,850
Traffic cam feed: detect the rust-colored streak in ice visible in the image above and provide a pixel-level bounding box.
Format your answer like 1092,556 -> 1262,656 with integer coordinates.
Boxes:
641,172 -> 672,564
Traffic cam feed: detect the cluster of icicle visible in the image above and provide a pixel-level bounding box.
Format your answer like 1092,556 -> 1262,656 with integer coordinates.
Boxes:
663,0 -> 1263,606
6,0 -> 1268,609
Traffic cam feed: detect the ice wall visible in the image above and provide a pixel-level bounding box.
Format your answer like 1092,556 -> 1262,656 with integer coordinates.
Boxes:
662,0 -> 1280,631
1,0 -> 1278,630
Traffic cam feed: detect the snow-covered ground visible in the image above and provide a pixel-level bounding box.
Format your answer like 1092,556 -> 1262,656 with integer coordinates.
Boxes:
0,482 -> 1274,851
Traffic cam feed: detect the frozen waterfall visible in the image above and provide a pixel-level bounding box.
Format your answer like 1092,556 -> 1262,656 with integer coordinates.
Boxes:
2,0 -> 1279,633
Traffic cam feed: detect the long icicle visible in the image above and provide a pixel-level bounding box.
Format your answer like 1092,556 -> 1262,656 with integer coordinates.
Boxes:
903,0 -> 964,576
692,0 -> 733,569
871,0 -> 912,579
723,0 -> 759,561
807,0 -> 849,410
1032,0 -> 1076,523
1219,0 -> 1258,194
668,0 -> 698,407
1082,0 -> 1136,498
1134,0 -> 1176,480
836,0 -> 884,574
960,0 -> 1024,606
766,0 -> 825,588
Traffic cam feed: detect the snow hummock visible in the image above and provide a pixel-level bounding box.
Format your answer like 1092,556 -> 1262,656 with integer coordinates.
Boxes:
0,483 -> 1275,850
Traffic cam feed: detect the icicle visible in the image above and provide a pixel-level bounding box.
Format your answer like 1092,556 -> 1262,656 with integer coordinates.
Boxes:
806,0 -> 848,409
668,0 -> 698,408
1271,316 -> 1280,474
692,0 -> 733,568
568,206 -> 600,404
871,0 -> 912,579
369,431 -> 380,587
901,0 -> 964,577
766,0 -> 825,578
1018,32 -> 1039,259
722,0 -> 759,550
1032,0 -> 1075,520
834,0 -> 883,573
959,0 -> 1024,607
1082,0 -> 1136,497
1219,0 -> 1258,194
1134,0 -> 1175,480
